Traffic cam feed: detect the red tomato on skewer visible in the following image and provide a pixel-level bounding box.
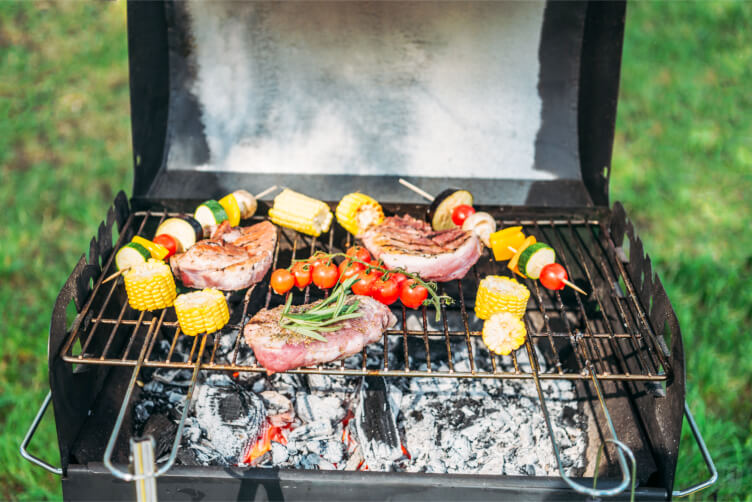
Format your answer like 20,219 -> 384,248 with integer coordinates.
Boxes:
451,204 -> 475,226
539,263 -> 567,291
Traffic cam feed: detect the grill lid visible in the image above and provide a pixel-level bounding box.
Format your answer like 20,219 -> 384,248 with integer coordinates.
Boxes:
127,1 -> 624,206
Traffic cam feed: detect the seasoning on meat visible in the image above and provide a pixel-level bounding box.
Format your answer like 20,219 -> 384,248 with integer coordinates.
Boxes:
361,214 -> 481,282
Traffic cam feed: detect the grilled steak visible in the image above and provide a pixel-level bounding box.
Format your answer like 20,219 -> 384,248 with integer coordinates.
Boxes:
170,221 -> 277,291
361,214 -> 481,282
244,296 -> 397,374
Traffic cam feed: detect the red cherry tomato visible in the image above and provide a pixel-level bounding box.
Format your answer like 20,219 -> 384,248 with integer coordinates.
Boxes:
372,277 -> 400,305
312,262 -> 339,289
539,263 -> 567,290
308,253 -> 329,269
153,234 -> 178,257
270,269 -> 295,294
346,246 -> 372,265
391,272 -> 408,287
351,270 -> 380,296
338,260 -> 365,281
291,262 -> 312,289
451,204 -> 476,226
400,279 -> 429,309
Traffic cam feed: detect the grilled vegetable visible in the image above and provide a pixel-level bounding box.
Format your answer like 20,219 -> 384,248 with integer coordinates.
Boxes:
132,236 -> 170,260
123,259 -> 177,311
474,275 -> 530,320
230,189 -> 258,219
400,279 -> 428,309
312,262 -> 339,289
451,204 -> 475,226
218,193 -> 242,226
268,189 -> 333,237
152,234 -> 178,258
518,243 -> 556,280
482,312 -> 527,356
194,200 -> 229,231
489,226 -> 526,261
539,263 -> 568,291
507,235 -> 537,277
461,211 -> 496,247
271,269 -> 295,294
428,188 -> 473,231
291,261 -> 312,289
155,216 -> 203,253
335,192 -> 384,236
174,288 -> 230,336
115,242 -> 151,271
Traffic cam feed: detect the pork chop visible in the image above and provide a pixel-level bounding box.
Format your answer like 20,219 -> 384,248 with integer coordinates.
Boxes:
243,296 -> 397,374
361,214 -> 481,282
170,220 -> 277,290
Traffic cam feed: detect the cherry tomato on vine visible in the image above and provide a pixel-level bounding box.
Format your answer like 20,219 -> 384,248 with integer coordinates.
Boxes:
451,204 -> 476,226
372,277 -> 400,305
291,261 -> 312,289
270,269 -> 295,294
391,272 -> 408,287
338,260 -> 365,281
308,253 -> 329,269
312,262 -> 339,289
539,263 -> 567,291
346,246 -> 372,265
351,270 -> 380,296
153,234 -> 178,258
400,279 -> 429,309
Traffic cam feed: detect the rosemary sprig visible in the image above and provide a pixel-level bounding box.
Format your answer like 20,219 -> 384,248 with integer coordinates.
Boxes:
292,252 -> 452,321
278,277 -> 363,342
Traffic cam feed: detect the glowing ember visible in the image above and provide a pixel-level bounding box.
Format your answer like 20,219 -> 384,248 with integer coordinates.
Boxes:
242,419 -> 287,465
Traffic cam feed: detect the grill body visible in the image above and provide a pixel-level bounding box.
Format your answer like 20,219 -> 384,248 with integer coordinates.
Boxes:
32,0 -> 713,500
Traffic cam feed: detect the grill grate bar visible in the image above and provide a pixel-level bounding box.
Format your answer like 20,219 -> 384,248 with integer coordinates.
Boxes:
61,207 -> 669,382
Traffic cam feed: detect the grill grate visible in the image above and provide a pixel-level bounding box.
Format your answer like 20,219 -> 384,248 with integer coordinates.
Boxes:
60,206 -> 670,382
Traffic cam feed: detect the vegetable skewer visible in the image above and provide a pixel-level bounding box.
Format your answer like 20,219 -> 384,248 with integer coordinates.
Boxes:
103,186 -> 279,284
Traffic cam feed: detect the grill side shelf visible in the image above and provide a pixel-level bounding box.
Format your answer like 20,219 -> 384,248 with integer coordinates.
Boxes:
607,202 -> 686,494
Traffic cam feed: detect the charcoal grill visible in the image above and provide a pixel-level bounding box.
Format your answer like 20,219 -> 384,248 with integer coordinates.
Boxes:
21,1 -> 716,500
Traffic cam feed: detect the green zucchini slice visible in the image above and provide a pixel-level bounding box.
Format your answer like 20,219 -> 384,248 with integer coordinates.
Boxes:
518,243 -> 556,280
115,242 -> 151,271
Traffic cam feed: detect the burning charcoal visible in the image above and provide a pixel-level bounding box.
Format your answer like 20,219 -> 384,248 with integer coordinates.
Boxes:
168,390 -> 185,405
134,400 -> 154,423
306,374 -> 354,399
251,378 -> 267,393
143,381 -> 164,394
478,455 -> 504,475
344,446 -> 364,471
299,453 -> 320,470
288,420 -> 334,441
205,373 -> 234,387
260,390 -> 294,426
192,382 -> 266,463
295,393 -> 345,424
321,440 -> 344,464
318,458 -> 337,470
355,377 -> 403,469
142,413 -> 177,458
269,373 -> 303,397
271,442 -> 289,464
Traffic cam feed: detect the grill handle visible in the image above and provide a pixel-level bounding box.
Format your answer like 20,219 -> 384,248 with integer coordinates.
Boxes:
19,391 -> 63,476
672,402 -> 718,498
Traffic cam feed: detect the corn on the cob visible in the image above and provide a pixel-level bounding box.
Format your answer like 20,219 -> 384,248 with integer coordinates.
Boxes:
335,192 -> 384,236
268,189 -> 333,237
123,259 -> 177,311
482,312 -> 527,355
173,288 -> 230,336
474,275 -> 530,320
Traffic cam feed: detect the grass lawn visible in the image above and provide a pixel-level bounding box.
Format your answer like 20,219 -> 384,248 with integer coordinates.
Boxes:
1,1 -> 749,500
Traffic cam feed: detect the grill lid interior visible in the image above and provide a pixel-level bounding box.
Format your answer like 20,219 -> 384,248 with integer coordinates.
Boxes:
127,0 -> 625,206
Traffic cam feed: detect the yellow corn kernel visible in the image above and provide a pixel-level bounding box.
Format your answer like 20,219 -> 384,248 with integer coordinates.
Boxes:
123,259 -> 176,311
482,312 -> 527,355
174,289 -> 230,336
269,189 -> 332,237
335,193 -> 384,236
474,275 -> 530,320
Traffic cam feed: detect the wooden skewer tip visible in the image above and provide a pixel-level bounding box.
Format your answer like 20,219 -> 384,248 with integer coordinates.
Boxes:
398,178 -> 435,202
562,279 -> 587,295
254,185 -> 279,199
103,268 -> 126,284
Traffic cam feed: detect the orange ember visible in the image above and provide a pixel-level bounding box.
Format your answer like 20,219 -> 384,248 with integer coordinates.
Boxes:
242,419 -> 286,465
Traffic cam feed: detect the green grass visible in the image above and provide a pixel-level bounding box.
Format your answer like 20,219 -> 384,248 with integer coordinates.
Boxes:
0,1 -> 750,500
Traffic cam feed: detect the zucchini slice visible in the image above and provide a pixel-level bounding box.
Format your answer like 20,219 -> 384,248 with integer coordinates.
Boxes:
194,200 -> 228,232
518,242 -> 556,280
156,216 -> 203,252
428,188 -> 473,231
131,236 -> 169,260
115,242 -> 151,271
